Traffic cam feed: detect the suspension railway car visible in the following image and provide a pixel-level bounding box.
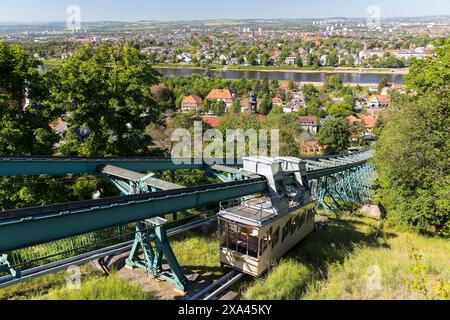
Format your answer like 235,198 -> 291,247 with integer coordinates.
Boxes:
218,157 -> 317,277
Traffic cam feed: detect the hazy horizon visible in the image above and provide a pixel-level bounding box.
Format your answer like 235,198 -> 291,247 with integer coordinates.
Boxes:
1,0 -> 450,23
0,15 -> 449,25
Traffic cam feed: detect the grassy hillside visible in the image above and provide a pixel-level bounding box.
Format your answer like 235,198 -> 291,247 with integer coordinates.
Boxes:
242,214 -> 449,300
37,273 -> 155,300
2,216 -> 448,300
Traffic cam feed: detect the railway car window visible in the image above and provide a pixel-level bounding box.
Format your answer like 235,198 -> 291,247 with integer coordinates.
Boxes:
247,228 -> 259,258
272,227 -> 280,249
236,226 -> 249,255
219,220 -> 228,247
228,224 -> 238,251
260,231 -> 270,257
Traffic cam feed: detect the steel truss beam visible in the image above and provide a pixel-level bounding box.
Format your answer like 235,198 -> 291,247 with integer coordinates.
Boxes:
0,151 -> 373,255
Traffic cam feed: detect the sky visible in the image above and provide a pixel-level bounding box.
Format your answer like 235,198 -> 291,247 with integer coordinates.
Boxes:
0,0 -> 449,22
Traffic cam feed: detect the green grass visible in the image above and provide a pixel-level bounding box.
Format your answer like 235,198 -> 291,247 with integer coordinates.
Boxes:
0,265 -> 101,300
1,233 -> 220,300
243,214 -> 449,300
36,273 -> 155,300
3,219 -> 447,300
171,232 -> 223,277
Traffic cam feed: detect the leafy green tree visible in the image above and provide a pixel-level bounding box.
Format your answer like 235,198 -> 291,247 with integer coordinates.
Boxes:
296,54 -> 303,67
0,42 -> 110,210
328,50 -> 339,67
261,53 -> 270,66
0,41 -> 59,155
324,75 -> 343,92
378,76 -> 389,93
375,38 -> 449,237
327,101 -> 353,117
229,100 -> 241,114
317,118 -> 351,155
258,94 -> 273,115
247,52 -> 258,66
348,55 -> 355,67
49,43 -> 162,157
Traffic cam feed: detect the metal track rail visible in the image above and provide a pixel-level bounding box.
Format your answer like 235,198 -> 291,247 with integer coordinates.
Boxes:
187,270 -> 245,301
0,216 -> 217,288
0,150 -> 370,177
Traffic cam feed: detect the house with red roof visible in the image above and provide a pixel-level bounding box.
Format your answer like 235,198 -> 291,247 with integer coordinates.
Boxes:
347,115 -> 377,137
299,116 -> 320,134
368,95 -> 390,109
206,89 -> 235,109
181,94 -> 202,112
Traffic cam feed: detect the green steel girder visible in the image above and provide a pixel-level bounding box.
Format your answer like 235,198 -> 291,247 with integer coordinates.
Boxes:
0,178 -> 268,254
0,152 -> 374,255
0,157 -> 204,177
101,164 -> 188,290
310,162 -> 375,212
0,150 -> 373,178
126,219 -> 188,291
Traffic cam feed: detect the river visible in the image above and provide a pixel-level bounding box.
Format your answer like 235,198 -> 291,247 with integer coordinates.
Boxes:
38,64 -> 405,85
156,67 -> 405,85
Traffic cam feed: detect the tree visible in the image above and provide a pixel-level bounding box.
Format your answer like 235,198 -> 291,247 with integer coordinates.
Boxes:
328,50 -> 339,67
261,53 -> 270,66
296,54 -> 303,67
348,55 -> 355,67
247,52 -> 258,66
0,42 -> 115,210
0,41 -> 59,155
375,38 -> 449,236
324,75 -> 343,92
307,53 -> 319,68
327,101 -> 354,117
378,76 -> 389,93
49,43 -> 162,157
317,118 -> 351,155
258,94 -> 273,115
229,100 -> 241,114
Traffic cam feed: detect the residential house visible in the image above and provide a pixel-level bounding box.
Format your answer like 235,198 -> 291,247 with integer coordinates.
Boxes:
320,55 -> 328,66
359,50 -> 384,60
240,95 -> 259,113
206,89 -> 235,109
380,83 -> 406,96
283,102 -> 300,113
285,56 -> 296,65
299,116 -> 320,134
181,94 -> 202,112
347,115 -> 377,138
368,95 -> 390,109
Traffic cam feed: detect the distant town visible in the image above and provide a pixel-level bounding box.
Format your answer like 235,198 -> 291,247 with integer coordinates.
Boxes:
1,16 -> 448,71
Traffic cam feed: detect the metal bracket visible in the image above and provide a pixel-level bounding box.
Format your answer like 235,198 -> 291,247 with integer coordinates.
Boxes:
0,254 -> 20,278
126,218 -> 188,291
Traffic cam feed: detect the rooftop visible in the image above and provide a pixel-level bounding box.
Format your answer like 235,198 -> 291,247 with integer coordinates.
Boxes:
206,89 -> 233,101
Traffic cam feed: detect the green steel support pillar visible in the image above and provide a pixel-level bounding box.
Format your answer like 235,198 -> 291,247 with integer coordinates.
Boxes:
126,218 -> 188,291
0,254 -> 20,278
